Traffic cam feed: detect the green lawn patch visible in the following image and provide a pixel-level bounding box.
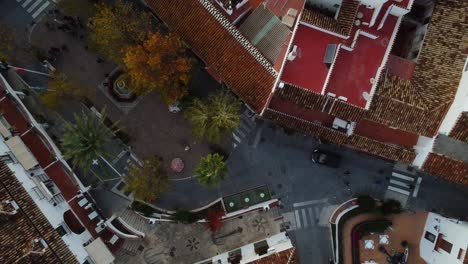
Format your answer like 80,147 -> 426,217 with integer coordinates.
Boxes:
223,185 -> 271,213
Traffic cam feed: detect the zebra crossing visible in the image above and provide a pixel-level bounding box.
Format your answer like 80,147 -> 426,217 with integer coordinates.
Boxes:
16,0 -> 51,19
283,199 -> 330,231
232,109 -> 256,147
385,166 -> 422,206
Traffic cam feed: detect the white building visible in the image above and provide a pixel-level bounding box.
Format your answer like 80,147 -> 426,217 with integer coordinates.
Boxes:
194,232 -> 297,264
0,73 -> 115,264
420,212 -> 468,264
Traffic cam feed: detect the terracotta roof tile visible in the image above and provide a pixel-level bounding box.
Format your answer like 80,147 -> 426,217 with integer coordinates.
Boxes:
301,0 -> 359,37
368,94 -> 450,137
422,153 -> 468,185
411,0 -> 468,109
275,83 -> 365,122
0,162 -> 78,263
449,112 -> 468,143
147,0 -> 276,112
263,108 -> 348,144
247,247 -> 299,264
369,0 -> 467,136
347,134 -> 416,164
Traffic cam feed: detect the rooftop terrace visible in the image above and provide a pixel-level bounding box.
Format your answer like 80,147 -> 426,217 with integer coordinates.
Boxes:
281,0 -> 406,108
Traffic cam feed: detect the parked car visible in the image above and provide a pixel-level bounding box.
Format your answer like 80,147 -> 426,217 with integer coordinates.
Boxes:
311,148 -> 341,168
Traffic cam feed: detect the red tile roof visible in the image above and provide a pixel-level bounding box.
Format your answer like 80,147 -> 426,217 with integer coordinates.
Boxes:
369,0 -> 467,136
422,153 -> 468,185
0,96 -> 30,134
247,247 -> 299,264
44,162 -> 79,201
147,0 -> 276,113
385,55 -> 416,80
449,112 -> 468,143
301,0 -> 359,37
20,129 -> 55,168
354,119 -> 419,149
0,162 -> 78,263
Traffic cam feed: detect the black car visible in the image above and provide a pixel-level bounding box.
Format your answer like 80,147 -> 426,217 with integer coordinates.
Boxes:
311,149 -> 341,168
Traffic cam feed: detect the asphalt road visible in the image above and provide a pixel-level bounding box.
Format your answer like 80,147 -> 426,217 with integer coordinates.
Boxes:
1,0 -> 53,87
154,121 -> 468,263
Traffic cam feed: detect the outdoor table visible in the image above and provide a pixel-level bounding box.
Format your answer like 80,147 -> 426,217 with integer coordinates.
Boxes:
379,234 -> 389,245
364,240 -> 375,249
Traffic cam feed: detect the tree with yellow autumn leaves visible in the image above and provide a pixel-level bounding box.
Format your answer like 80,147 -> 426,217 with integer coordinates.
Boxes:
88,0 -> 153,64
124,32 -> 192,104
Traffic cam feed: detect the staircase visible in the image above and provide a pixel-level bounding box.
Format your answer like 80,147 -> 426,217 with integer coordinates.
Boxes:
120,240 -> 142,256
117,209 -> 155,255
118,208 -> 152,236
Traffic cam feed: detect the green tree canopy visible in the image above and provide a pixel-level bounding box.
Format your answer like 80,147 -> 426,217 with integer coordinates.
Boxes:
125,156 -> 169,202
185,91 -> 241,143
87,0 -> 154,63
61,109 -> 118,171
195,153 -> 227,187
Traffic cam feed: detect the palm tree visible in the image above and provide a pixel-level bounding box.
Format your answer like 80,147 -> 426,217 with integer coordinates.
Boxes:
124,156 -> 169,202
195,153 -> 227,187
185,91 -> 241,143
61,108 -> 118,171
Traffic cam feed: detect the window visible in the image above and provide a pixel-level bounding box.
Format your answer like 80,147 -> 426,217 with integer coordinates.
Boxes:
424,231 -> 436,242
458,248 -> 465,260
437,237 -> 453,253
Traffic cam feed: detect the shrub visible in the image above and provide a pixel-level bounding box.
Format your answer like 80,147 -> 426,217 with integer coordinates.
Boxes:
357,195 -> 376,212
131,200 -> 156,217
171,210 -> 200,224
380,199 -> 402,215
205,209 -> 224,233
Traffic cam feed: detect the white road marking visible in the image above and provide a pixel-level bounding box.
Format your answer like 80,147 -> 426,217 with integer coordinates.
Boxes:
392,172 -> 415,182
301,209 -> 308,228
412,177 -> 422,198
390,179 -> 411,188
308,207 -> 315,226
293,198 -> 328,207
32,1 -> 49,18
294,210 -> 301,229
21,0 -> 34,8
27,0 -> 43,13
388,186 -> 410,195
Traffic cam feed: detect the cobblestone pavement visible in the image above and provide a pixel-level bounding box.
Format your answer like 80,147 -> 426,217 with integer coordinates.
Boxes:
115,209 -> 282,264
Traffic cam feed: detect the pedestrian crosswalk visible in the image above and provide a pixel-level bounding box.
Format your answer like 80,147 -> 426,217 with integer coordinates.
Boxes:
283,199 -> 330,231
232,109 -> 256,147
16,0 -> 51,19
385,165 -> 422,206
